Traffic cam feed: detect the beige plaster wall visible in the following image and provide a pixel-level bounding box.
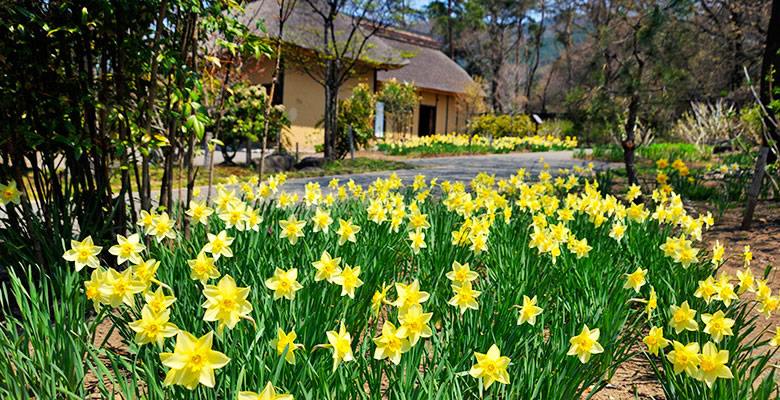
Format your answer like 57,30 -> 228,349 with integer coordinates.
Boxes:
246,58 -> 374,151
246,58 -> 472,150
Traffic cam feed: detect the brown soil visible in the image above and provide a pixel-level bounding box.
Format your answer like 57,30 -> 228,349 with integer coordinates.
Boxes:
84,317 -> 132,399
590,352 -> 665,400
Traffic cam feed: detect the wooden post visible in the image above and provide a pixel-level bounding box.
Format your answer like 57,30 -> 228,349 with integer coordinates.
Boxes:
349,126 -> 355,161
742,146 -> 769,230
295,142 -> 299,163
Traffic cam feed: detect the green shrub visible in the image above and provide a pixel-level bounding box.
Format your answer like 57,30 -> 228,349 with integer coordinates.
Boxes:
469,114 -> 535,138
581,143 -> 713,163
335,84 -> 375,159
540,119 -> 575,139
376,79 -> 419,139
221,84 -> 290,162
637,143 -> 712,161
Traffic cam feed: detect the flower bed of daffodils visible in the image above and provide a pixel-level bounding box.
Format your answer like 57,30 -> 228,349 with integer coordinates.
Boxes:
63,169 -> 778,399
377,133 -> 578,156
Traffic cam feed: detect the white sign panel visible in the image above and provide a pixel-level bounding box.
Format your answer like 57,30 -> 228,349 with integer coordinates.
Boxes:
375,102 -> 384,138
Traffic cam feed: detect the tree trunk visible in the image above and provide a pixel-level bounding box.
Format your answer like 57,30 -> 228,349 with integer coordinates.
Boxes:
245,138 -> 252,165
728,7 -> 746,90
759,0 -> 780,165
447,0 -> 454,59
742,0 -> 780,229
260,0 -> 289,181
488,20 -> 503,113
524,4 -> 545,114
622,91 -> 640,188
141,0 -> 170,211
490,58 -> 502,113
203,131 -> 212,172
323,61 -> 339,160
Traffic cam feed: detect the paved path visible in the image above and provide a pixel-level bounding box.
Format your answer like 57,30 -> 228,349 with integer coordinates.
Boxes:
251,150 -> 618,195
81,150 -> 621,215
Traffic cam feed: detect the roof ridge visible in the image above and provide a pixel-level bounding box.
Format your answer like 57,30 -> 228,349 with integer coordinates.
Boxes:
374,26 -> 441,49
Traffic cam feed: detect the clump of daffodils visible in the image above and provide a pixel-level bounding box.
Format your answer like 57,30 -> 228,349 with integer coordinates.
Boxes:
63,166 -> 773,397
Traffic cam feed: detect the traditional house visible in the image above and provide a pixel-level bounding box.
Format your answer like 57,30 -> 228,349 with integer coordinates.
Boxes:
238,0 -> 477,151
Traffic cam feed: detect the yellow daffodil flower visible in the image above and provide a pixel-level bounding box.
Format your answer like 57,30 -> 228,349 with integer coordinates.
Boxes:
218,201 -> 248,231
323,322 -> 354,371
445,261 -> 478,285
312,251 -> 342,283
100,267 -> 146,308
447,281 -> 481,314
626,184 -> 641,202
336,218 -> 360,245
128,304 -> 178,348
239,382 -> 294,400
63,236 -> 102,271
568,325 -> 604,363
188,251 -> 220,284
132,259 -> 160,290
270,328 -> 304,365
148,212 -> 176,242
643,326 -> 669,356
759,295 -> 779,319
736,267 -> 755,294
0,181 -> 22,206
701,311 -> 734,343
609,221 -> 626,242
373,321 -> 411,365
108,233 -> 146,265
743,245 -> 752,266
246,208 -> 263,232
397,304 -> 433,346
311,208 -> 333,234
711,240 -> 725,265
623,267 -> 647,293
160,331 -> 230,390
514,295 -> 543,326
144,286 -> 176,313
332,264 -> 363,299
279,215 -> 306,245
408,229 -> 426,254
265,268 -> 303,301
694,276 -> 718,304
769,327 -> 780,346
669,301 -> 698,334
203,230 -> 234,260
84,267 -> 107,311
370,283 -> 392,317
393,280 -> 430,311
186,200 -> 213,225
137,210 -> 157,234
203,274 -> 253,332
696,342 -> 733,388
469,344 -> 510,389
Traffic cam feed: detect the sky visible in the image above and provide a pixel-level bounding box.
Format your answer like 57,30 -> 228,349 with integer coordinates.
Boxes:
409,0 -> 433,10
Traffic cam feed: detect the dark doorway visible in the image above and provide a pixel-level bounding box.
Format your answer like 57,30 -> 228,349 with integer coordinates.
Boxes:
418,105 -> 436,136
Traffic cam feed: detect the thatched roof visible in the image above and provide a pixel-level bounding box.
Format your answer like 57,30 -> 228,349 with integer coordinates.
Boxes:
238,0 -> 475,94
376,29 -> 475,95
239,0 -> 407,68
